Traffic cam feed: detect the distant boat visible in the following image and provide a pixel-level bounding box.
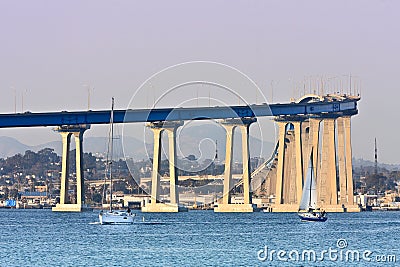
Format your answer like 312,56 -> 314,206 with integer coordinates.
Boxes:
99,98 -> 135,225
99,209 -> 135,225
297,152 -> 327,222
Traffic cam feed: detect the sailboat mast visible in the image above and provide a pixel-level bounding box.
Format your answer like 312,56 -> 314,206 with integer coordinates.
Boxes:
109,97 -> 115,212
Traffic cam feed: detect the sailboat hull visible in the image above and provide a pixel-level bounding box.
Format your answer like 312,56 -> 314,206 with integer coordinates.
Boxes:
99,210 -> 135,225
298,212 -> 327,222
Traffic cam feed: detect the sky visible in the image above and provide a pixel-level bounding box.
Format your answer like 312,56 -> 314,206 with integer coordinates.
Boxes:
0,0 -> 399,163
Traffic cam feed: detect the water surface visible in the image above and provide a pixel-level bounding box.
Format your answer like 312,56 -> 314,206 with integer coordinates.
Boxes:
0,210 -> 398,266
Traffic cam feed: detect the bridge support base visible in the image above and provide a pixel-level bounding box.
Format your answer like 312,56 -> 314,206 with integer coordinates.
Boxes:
214,204 -> 256,213
321,205 -> 361,212
269,204 -> 300,212
321,205 -> 346,212
52,204 -> 92,212
267,204 -> 360,212
345,205 -> 361,212
141,203 -> 188,213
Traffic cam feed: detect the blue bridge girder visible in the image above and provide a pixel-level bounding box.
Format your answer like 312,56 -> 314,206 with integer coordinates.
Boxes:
0,99 -> 358,128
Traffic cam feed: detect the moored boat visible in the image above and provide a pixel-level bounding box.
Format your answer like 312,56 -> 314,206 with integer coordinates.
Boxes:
99,97 -> 135,225
99,209 -> 135,225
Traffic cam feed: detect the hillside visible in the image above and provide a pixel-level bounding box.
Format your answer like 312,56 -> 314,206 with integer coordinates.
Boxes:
0,124 -> 275,161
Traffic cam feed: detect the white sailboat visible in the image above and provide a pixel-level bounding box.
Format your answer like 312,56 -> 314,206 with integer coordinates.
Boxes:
99,97 -> 135,225
297,152 -> 327,222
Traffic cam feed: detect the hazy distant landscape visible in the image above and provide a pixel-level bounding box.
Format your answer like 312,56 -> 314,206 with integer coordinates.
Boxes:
0,124 -> 275,161
1,136 -> 398,171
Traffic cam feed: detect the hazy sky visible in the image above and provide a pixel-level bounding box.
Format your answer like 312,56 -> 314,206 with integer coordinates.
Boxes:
0,1 -> 399,163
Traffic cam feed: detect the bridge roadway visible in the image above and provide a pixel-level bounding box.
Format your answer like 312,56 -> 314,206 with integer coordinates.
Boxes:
0,99 -> 358,128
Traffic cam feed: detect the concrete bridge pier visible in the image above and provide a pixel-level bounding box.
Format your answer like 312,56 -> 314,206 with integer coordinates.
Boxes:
142,121 -> 188,212
337,116 -> 359,212
265,113 -> 360,213
52,124 -> 90,212
273,121 -> 287,210
318,116 -> 359,212
344,117 -> 359,212
318,118 -> 338,210
271,119 -> 304,212
214,118 -> 257,212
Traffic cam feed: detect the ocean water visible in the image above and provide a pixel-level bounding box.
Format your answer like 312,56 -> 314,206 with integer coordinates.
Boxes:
0,209 -> 399,267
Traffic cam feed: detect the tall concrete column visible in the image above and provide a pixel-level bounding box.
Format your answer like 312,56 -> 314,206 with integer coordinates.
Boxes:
344,116 -> 355,205
73,131 -> 85,205
293,121 -> 303,204
301,122 -> 312,181
53,125 -> 90,212
165,127 -> 178,205
310,119 -> 321,182
215,118 -> 256,212
320,118 -> 338,206
59,132 -> 72,205
142,121 -> 186,212
222,124 -> 235,205
274,122 -> 286,205
337,117 -> 347,204
309,119 -> 321,207
150,127 -> 163,206
240,124 -> 251,204
319,120 -> 328,206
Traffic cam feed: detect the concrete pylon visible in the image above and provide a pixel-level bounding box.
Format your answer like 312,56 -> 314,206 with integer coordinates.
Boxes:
307,118 -> 322,210
240,123 -> 251,205
271,120 -> 304,212
293,121 -> 303,205
214,118 -> 256,212
344,116 -> 359,211
268,113 -> 359,213
310,119 -> 321,189
286,130 -> 296,204
301,118 -> 321,208
301,122 -> 311,183
150,127 -> 163,206
53,125 -> 90,212
73,131 -> 85,206
222,124 -> 235,205
319,118 -> 342,211
142,121 -> 187,212
337,117 -> 347,205
165,127 -> 179,205
59,132 -> 72,205
336,116 -> 359,211
274,121 -> 287,205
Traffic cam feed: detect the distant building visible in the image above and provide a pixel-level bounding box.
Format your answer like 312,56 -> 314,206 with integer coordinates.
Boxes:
20,191 -> 49,206
34,185 -> 48,192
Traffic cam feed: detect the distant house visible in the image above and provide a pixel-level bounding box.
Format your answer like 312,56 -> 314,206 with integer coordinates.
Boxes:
20,191 -> 49,205
34,185 -> 48,193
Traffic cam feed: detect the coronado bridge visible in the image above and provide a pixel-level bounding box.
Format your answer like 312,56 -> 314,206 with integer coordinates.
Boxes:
0,94 -> 360,212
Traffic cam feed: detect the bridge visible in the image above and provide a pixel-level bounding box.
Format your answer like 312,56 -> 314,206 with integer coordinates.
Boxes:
0,98 -> 357,127
0,94 -> 360,212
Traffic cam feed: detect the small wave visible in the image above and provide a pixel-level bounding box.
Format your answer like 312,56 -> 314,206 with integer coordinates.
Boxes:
89,222 -> 101,225
138,222 -> 165,225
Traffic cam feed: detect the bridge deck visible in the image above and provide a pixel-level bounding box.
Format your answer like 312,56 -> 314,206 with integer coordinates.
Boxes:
0,100 -> 358,128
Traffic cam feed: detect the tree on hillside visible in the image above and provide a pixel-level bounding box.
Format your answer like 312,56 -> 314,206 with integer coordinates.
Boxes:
365,174 -> 396,192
